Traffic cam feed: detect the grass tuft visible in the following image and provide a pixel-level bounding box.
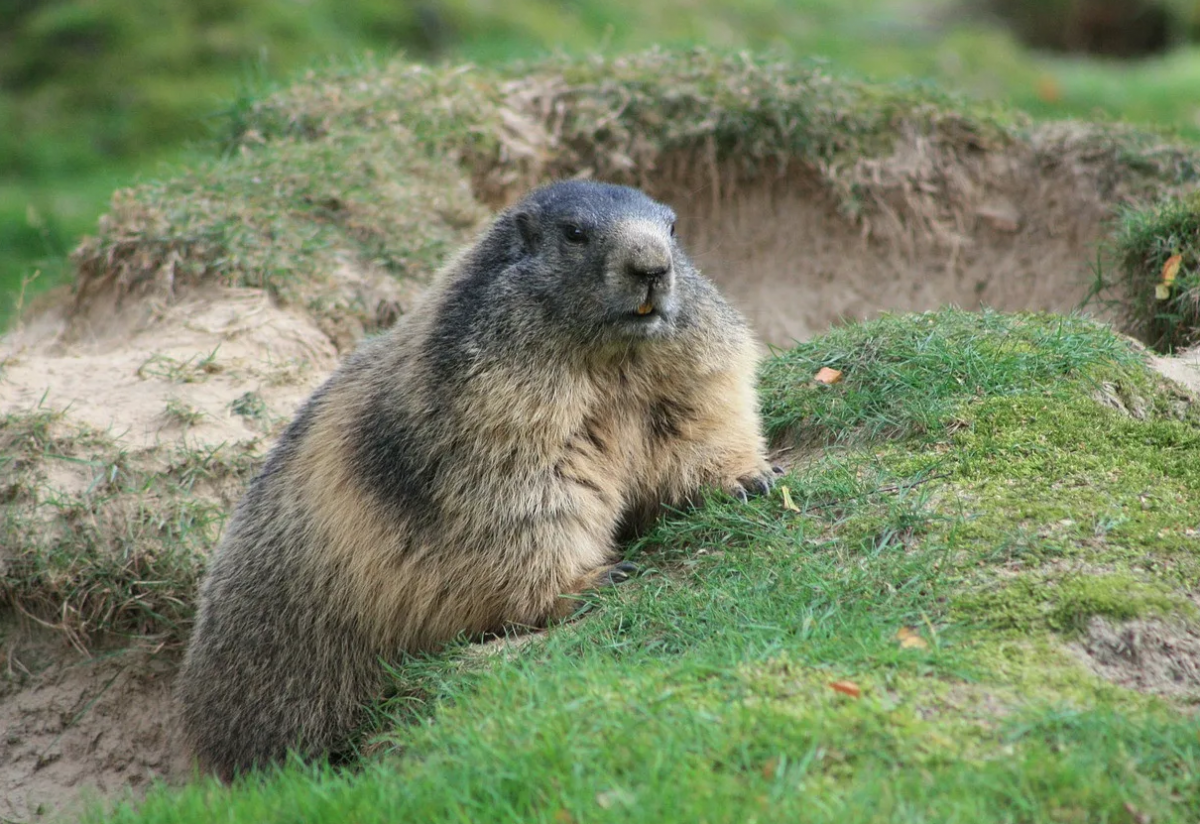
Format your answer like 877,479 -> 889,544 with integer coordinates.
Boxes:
0,409 -> 259,647
1098,191 -> 1200,352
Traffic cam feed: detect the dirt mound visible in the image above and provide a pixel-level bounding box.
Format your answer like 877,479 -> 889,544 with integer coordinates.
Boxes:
477,65 -> 1198,349
67,51 -> 1200,351
1073,616 -> 1200,698
3,49 -> 1200,820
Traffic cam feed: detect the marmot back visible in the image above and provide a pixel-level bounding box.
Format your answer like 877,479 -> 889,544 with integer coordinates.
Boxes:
176,180 -> 775,778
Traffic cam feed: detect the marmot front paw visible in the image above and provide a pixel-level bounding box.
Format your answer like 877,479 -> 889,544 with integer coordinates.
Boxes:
726,465 -> 780,502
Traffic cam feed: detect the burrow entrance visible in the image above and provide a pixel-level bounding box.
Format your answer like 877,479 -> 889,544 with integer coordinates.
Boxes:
653,167 -> 1100,347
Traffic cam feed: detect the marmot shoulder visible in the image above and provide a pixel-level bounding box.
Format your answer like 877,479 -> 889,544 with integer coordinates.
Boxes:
175,180 -> 775,778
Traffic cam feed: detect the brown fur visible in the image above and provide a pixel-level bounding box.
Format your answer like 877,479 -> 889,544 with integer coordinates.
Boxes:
175,181 -> 773,777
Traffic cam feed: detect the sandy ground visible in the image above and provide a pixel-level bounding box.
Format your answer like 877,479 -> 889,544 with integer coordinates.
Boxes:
1,232 -> 1198,820
1,285 -> 337,453
0,628 -> 190,823
1151,347 -> 1200,396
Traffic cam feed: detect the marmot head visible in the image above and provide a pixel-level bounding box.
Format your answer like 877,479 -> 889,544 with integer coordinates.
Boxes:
503,181 -> 693,343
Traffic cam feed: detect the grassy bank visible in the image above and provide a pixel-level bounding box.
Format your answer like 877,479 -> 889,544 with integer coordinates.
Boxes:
88,309 -> 1200,822
6,0 -> 1200,325
59,49 -> 1200,354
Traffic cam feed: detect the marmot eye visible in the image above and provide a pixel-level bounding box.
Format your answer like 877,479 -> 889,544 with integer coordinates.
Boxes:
669,221 -> 677,238
562,224 -> 588,244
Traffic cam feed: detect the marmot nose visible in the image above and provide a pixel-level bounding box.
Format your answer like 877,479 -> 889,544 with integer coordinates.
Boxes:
621,226 -> 673,282
628,259 -> 671,281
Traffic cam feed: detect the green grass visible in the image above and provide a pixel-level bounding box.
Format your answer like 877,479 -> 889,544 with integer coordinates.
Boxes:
163,398 -> 205,429
88,310 -> 1200,822
136,348 -> 223,384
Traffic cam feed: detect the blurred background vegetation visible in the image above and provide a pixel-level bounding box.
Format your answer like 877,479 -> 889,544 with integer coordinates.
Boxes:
3,0 -> 1200,325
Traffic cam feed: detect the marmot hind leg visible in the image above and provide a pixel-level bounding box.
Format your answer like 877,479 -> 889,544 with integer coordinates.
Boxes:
546,560 -> 639,622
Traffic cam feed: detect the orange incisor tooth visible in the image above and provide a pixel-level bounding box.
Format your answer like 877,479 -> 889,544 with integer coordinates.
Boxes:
637,303 -> 653,315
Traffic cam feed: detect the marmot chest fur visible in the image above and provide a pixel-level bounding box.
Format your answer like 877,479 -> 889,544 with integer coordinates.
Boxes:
176,180 -> 775,778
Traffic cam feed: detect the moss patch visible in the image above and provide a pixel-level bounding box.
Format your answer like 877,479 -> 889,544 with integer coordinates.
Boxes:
956,572 -> 1191,634
761,308 -> 1158,444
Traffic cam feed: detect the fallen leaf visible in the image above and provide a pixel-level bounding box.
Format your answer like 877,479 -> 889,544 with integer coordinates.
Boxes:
829,680 -> 861,698
1162,253 -> 1183,285
761,757 -> 779,779
1034,74 -> 1061,103
814,367 -> 843,385
1158,253 -> 1184,300
897,627 -> 928,649
780,485 -> 801,512
554,811 -> 576,824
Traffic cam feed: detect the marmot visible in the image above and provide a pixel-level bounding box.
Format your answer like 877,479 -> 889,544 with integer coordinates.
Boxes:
176,180 -> 775,778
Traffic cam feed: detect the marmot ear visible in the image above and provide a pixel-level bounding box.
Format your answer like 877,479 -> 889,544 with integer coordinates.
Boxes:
514,209 -> 541,254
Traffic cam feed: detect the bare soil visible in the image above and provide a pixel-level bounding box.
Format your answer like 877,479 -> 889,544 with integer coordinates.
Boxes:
0,625 -> 189,823
652,160 -> 1105,347
1072,616 -> 1200,700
